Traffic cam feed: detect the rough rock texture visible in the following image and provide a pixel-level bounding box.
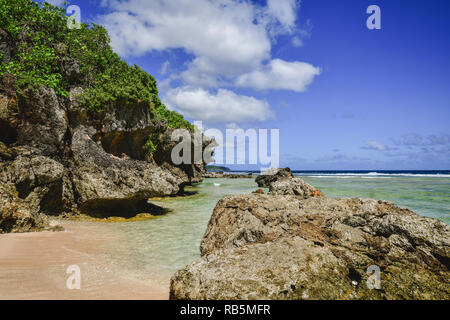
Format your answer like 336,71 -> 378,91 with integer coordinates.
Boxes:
69,124 -> 179,210
15,87 -> 68,157
268,177 -> 324,198
256,168 -> 325,198
0,85 -> 207,231
203,172 -> 253,179
154,127 -> 210,188
0,182 -> 62,233
171,193 -> 450,300
255,167 -> 293,187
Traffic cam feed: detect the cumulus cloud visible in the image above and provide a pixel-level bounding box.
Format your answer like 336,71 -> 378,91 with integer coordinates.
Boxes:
235,59 -> 321,92
165,87 -> 273,124
99,0 -> 270,76
98,0 -> 319,88
97,0 -> 320,124
265,0 -> 299,33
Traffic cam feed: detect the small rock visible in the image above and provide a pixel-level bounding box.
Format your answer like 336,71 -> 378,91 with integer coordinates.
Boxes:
255,167 -> 293,187
269,177 -> 324,199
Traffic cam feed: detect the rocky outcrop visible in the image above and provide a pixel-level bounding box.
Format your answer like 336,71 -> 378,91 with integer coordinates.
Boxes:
69,124 -> 180,214
203,172 -> 253,179
255,167 -> 324,198
0,85 -> 208,231
269,177 -> 324,198
255,167 -> 293,187
0,181 -> 62,233
15,87 -> 68,157
171,181 -> 450,299
1,6 -> 209,232
154,127 -> 209,188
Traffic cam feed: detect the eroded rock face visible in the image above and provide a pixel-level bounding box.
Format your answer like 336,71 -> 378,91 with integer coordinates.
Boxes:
154,128 -> 208,188
268,177 -> 324,198
0,85 -> 207,232
256,169 -> 324,198
70,125 -> 180,211
16,88 -> 68,157
255,167 -> 293,187
0,182 -> 63,233
0,148 -> 65,216
171,194 -> 450,300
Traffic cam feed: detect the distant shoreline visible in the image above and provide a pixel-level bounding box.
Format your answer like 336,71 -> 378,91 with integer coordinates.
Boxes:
219,170 -> 450,176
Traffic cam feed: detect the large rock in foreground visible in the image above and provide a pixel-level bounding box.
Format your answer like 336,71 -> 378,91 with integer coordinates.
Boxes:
171,193 -> 450,300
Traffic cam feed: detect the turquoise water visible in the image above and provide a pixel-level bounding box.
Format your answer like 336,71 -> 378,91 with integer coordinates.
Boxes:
98,175 -> 449,287
106,178 -> 257,285
298,174 -> 450,224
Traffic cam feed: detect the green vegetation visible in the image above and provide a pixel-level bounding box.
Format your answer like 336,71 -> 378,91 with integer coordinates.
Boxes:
143,133 -> 158,157
205,165 -> 230,172
0,0 -> 193,134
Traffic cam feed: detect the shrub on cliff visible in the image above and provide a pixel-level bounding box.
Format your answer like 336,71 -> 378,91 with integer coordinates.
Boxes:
0,0 -> 193,132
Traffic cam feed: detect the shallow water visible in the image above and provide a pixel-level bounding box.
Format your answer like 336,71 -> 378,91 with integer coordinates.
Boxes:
299,174 -> 450,224
96,175 -> 450,289
1,175 -> 448,298
106,178 -> 257,286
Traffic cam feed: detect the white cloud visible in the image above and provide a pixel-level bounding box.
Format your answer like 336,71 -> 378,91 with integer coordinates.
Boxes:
363,141 -> 387,151
266,0 -> 298,32
98,0 -> 318,88
165,87 -> 273,124
99,0 -> 270,79
46,0 -> 65,6
97,0 -> 320,124
235,59 -> 321,92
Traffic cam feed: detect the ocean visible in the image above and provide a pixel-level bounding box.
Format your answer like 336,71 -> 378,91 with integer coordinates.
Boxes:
99,172 -> 449,289
295,171 -> 450,223
2,172 -> 448,298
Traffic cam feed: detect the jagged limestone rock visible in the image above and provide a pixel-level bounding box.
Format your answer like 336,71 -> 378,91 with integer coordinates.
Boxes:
255,167 -> 293,187
0,85 -> 207,231
171,194 -> 450,300
268,177 -> 324,198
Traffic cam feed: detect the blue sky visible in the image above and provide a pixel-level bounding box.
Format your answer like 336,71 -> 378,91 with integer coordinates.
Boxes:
48,0 -> 450,170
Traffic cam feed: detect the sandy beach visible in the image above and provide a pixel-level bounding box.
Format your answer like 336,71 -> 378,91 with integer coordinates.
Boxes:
0,221 -> 168,300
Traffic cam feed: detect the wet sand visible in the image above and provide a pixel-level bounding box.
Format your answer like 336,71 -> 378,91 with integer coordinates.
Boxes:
0,221 -> 168,300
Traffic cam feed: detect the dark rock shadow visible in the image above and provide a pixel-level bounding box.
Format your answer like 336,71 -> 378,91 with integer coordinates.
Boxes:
79,198 -> 170,219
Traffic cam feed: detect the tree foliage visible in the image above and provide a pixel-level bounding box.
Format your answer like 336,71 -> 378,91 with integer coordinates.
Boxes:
0,0 -> 193,133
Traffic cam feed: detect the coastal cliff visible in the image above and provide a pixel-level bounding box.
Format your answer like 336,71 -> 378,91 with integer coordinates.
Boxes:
0,1 -> 207,232
170,169 -> 450,300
